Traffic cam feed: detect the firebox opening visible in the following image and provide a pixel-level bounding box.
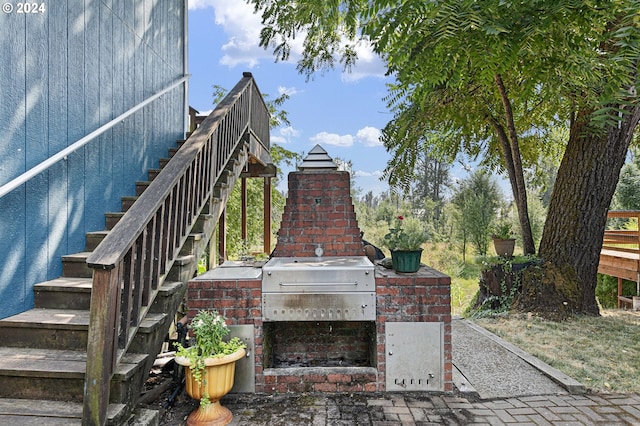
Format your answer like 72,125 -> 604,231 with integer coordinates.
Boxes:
263,321 -> 377,368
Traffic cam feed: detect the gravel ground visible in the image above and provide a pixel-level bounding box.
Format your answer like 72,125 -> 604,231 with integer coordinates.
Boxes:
451,318 -> 566,399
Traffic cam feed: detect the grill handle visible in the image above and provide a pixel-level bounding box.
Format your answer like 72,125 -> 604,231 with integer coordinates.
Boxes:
278,282 -> 358,287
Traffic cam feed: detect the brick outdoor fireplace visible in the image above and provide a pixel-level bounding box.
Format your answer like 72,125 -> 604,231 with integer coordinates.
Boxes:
187,145 -> 453,394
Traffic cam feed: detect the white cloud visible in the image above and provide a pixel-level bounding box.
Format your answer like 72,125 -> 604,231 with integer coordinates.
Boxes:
341,41 -> 387,82
189,0 -> 275,68
279,126 -> 300,138
188,0 -> 215,10
310,132 -> 354,147
270,135 -> 287,144
192,0 -> 385,79
355,126 -> 382,147
272,126 -> 300,144
278,86 -> 298,97
354,170 -> 384,178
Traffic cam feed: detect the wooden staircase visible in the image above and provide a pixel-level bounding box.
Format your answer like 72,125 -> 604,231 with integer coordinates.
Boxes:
0,138 -> 204,425
0,73 -> 271,425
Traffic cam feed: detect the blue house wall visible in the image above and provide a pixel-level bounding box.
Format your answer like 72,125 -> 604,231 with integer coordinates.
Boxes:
0,1 -> 187,318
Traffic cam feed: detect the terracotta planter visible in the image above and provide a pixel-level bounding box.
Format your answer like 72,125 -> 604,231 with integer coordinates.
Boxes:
175,348 -> 246,426
493,238 -> 515,257
390,249 -> 423,273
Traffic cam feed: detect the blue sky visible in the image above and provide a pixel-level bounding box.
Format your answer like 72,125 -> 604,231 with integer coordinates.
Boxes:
186,0 -> 479,197
187,0 -> 397,195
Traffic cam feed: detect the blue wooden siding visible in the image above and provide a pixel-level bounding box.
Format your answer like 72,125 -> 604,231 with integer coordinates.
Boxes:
0,1 -> 186,318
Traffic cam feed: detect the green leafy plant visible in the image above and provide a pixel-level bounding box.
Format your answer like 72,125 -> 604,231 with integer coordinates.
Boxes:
383,215 -> 428,251
175,310 -> 246,407
492,222 -> 514,239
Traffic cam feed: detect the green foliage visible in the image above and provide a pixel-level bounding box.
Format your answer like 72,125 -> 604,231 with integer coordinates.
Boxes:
491,222 -> 513,239
383,215 -> 428,251
174,310 -> 246,407
614,162 -> 640,210
451,170 -> 502,256
249,0 -> 640,272
596,274 -> 638,309
469,255 -> 542,317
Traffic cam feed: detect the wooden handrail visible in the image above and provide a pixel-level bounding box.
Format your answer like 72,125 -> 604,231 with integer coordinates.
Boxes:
82,73 -> 268,425
602,211 -> 640,253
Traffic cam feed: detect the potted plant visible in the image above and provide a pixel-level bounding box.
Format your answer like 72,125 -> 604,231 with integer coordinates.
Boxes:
383,215 -> 428,273
175,310 -> 246,426
492,222 -> 516,257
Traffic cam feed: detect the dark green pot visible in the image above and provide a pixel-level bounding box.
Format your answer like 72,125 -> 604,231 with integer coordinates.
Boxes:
390,249 -> 423,273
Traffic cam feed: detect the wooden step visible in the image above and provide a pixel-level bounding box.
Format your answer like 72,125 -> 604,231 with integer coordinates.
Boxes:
85,230 -> 109,251
105,212 -> 125,230
0,347 -> 147,403
148,168 -> 161,181
122,195 -> 138,212
34,278 -> 92,310
61,252 -> 92,278
0,308 -> 167,351
180,232 -> 206,256
193,213 -> 215,234
35,278 -> 182,312
136,181 -> 150,196
159,158 -> 170,168
0,308 -> 90,350
0,398 -> 128,426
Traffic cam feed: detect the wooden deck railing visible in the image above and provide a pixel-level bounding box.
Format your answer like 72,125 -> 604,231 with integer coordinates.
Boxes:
82,73 -> 269,425
598,211 -> 640,308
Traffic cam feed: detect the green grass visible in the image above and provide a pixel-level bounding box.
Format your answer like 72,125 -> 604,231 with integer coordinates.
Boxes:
421,242 -> 481,316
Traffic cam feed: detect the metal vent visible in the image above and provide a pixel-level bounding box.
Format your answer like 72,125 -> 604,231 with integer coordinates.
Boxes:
298,144 -> 337,170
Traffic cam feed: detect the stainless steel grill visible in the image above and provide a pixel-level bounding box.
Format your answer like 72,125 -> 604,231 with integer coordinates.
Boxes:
262,256 -> 376,321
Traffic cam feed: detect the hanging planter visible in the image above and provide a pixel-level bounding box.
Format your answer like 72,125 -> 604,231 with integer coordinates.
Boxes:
391,249 -> 423,273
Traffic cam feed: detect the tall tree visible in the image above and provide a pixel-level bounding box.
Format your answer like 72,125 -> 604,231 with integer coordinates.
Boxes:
452,170 -> 501,258
412,139 -> 450,223
249,0 -> 640,316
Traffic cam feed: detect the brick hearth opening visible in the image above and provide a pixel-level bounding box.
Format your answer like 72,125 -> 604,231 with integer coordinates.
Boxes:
263,321 -> 376,368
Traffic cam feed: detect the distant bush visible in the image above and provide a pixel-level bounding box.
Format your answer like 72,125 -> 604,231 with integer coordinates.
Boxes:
596,274 -> 636,308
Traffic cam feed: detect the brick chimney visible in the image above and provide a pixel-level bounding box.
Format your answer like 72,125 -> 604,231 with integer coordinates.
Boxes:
271,145 -> 365,257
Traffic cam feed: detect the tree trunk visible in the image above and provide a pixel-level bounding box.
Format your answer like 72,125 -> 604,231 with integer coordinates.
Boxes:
494,74 -> 536,255
536,105 -> 640,315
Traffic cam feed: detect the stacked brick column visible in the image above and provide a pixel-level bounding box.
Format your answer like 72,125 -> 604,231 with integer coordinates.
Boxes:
375,267 -> 453,392
271,170 -> 365,258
